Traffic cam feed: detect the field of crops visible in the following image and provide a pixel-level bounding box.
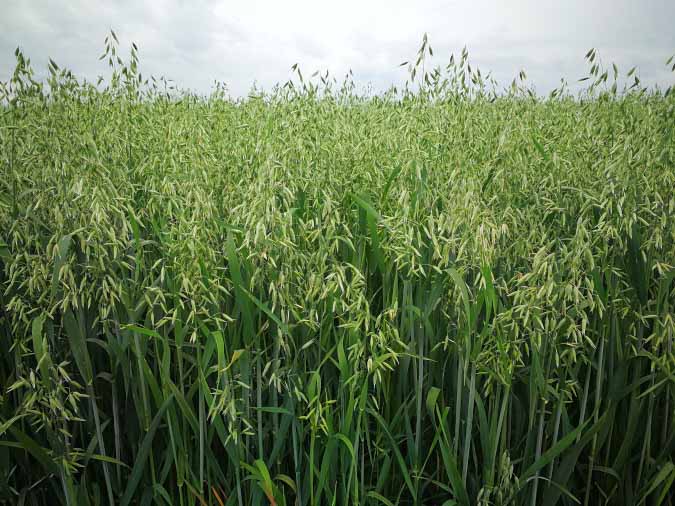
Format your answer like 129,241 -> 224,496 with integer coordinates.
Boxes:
1,38 -> 675,506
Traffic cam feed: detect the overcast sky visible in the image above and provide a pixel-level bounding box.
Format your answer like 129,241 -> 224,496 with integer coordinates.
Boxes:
2,0 -> 674,97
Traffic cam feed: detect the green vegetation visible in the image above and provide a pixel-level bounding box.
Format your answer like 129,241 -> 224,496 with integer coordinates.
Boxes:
1,34 -> 674,505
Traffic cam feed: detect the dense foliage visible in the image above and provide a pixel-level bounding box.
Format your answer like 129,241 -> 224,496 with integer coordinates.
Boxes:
1,37 -> 675,505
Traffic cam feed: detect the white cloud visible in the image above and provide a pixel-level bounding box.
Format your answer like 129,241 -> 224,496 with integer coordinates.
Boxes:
1,0 -> 673,96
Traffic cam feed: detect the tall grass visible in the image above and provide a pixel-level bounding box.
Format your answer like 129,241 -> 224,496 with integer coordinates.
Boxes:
1,35 -> 674,505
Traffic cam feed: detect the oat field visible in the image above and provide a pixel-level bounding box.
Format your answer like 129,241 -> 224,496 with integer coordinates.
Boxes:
1,36 -> 675,505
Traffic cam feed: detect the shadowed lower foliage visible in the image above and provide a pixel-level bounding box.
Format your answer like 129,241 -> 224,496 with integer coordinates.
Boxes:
1,35 -> 674,505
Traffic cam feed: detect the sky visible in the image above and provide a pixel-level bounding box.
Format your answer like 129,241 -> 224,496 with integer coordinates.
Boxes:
1,0 -> 674,97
